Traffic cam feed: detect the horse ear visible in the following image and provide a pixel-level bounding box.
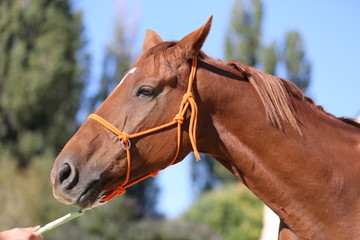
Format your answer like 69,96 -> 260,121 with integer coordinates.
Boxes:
142,29 -> 163,51
177,15 -> 213,59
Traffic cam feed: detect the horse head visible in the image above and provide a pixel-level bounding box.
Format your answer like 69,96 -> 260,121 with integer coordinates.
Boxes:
51,17 -> 213,209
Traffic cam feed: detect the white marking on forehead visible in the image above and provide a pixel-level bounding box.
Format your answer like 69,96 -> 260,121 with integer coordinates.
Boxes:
128,67 -> 137,74
116,67 -> 137,89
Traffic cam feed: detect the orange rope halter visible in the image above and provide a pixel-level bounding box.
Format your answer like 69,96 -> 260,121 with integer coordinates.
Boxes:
87,57 -> 200,202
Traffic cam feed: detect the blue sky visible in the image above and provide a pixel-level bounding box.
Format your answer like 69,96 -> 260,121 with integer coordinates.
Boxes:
74,0 -> 360,217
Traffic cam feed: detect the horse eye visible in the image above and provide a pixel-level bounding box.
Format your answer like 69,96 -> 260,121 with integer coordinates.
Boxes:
136,86 -> 155,97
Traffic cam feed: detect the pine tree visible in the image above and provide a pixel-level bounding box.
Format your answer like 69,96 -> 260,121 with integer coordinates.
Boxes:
0,0 -> 86,167
260,41 -> 278,75
225,0 -> 263,66
284,31 -> 311,90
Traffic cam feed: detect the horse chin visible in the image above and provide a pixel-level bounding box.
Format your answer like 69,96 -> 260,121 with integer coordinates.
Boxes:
75,180 -> 108,209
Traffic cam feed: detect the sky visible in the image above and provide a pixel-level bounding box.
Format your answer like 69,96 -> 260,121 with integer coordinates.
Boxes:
74,0 -> 360,218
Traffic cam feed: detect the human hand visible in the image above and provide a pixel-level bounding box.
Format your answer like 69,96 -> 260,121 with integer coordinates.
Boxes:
0,226 -> 43,240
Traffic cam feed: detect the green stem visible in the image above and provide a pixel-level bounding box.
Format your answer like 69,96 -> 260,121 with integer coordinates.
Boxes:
37,209 -> 85,234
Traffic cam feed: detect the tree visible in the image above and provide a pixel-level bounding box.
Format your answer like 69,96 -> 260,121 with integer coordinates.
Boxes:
0,0 -> 86,167
183,184 -> 263,240
0,0 -> 101,237
284,31 -> 311,90
225,0 -> 311,88
225,0 -> 263,66
260,41 -> 278,75
67,198 -> 223,240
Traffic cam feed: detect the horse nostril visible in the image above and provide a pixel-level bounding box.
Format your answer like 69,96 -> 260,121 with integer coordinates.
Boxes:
59,163 -> 71,184
58,162 -> 79,190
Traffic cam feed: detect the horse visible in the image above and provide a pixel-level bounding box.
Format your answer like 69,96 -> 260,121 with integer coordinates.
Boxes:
50,16 -> 360,239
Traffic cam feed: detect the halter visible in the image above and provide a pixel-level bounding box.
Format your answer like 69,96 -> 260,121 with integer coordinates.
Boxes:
87,57 -> 200,202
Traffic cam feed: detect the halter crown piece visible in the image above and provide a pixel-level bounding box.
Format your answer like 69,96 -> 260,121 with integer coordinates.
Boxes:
88,57 -> 200,202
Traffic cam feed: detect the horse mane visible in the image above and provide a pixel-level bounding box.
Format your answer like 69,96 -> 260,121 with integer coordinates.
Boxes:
224,60 -> 360,133
226,61 -> 303,133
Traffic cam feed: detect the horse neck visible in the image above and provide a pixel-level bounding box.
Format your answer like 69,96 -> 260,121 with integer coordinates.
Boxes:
195,60 -> 360,238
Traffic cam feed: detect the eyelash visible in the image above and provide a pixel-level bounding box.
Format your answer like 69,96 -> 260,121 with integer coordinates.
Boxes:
136,86 -> 155,97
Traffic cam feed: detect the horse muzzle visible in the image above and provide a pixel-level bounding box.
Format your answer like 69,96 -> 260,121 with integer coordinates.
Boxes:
51,156 -> 107,209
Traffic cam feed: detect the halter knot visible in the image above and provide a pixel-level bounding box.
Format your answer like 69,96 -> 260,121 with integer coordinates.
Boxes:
173,114 -> 184,124
183,92 -> 194,103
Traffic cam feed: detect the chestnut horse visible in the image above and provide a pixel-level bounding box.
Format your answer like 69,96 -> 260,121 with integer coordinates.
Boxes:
51,16 -> 360,239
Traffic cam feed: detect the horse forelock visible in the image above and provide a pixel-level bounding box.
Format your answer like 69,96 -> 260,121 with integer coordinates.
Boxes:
135,41 -> 177,67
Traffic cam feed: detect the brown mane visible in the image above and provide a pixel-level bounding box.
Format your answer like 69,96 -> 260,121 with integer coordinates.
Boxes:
222,60 -> 360,132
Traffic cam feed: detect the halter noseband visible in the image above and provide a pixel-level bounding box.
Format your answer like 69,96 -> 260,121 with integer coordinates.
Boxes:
87,57 -> 200,202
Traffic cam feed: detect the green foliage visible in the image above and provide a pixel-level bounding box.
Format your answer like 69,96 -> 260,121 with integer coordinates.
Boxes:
0,151 -> 73,230
183,184 -> 263,240
260,41 -> 278,75
0,0 -> 85,166
284,31 -> 311,90
0,0 -> 89,236
48,199 -> 223,240
121,219 -> 223,240
225,0 -> 262,66
225,0 -> 311,86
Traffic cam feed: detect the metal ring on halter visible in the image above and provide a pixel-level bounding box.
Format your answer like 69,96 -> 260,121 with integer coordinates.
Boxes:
120,139 -> 131,150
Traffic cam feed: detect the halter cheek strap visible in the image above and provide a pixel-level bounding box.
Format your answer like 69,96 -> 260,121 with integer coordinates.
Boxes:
87,57 -> 200,202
